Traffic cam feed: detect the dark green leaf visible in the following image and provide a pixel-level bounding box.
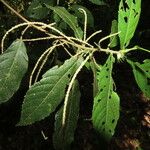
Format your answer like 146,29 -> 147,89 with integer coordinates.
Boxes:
18,56 -> 83,125
53,80 -> 80,150
46,5 -> 83,39
26,0 -> 54,20
89,0 -> 107,5
92,55 -> 120,140
0,40 -> 28,104
118,0 -> 141,48
70,5 -> 94,28
128,60 -> 150,98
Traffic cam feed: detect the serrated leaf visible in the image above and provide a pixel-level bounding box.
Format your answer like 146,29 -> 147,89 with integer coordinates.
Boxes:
128,59 -> 150,98
46,5 -> 83,39
0,40 -> 28,104
70,4 -> 94,28
92,55 -> 120,140
109,20 -> 118,48
18,56 -> 83,125
26,0 -> 54,20
89,0 -> 107,5
118,0 -> 141,48
53,80 -> 80,150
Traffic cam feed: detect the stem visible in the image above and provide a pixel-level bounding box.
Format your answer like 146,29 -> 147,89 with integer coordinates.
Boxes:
86,30 -> 102,42
1,0 -> 29,23
135,46 -> 150,53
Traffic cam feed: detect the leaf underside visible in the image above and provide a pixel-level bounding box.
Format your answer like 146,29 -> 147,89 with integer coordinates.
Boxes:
18,56 -> 83,126
53,80 -> 80,150
0,39 -> 28,104
128,59 -> 150,99
92,55 -> 120,140
118,0 -> 141,48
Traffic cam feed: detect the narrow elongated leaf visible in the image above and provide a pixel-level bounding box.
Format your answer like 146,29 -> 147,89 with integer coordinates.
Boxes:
46,5 -> 83,39
92,55 -> 120,140
53,80 -> 80,150
18,56 -> 83,125
0,40 -> 28,103
128,60 -> 150,98
118,0 -> 141,48
109,20 -> 118,48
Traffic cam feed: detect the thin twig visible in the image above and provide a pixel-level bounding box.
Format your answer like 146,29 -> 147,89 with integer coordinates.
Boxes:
1,0 -> 29,22
0,0 -> 51,36
1,22 -> 70,53
23,36 -> 62,42
86,30 -> 102,42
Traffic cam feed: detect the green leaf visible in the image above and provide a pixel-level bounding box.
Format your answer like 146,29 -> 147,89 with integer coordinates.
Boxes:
109,20 -> 118,48
0,40 -> 28,104
70,4 -> 94,28
118,0 -> 141,49
53,80 -> 80,150
128,59 -> 150,98
140,59 -> 150,77
89,0 -> 107,5
46,5 -> 83,39
26,0 -> 54,20
53,13 -> 68,32
18,56 -> 83,126
92,55 -> 120,140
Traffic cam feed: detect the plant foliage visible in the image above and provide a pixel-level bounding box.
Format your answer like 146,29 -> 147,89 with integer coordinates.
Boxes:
0,0 -> 150,149
46,5 -> 83,39
26,0 -> 54,20
53,80 -> 80,150
128,60 -> 150,98
89,0 -> 107,5
0,40 -> 28,104
18,56 -> 83,125
118,0 -> 141,49
92,55 -> 120,140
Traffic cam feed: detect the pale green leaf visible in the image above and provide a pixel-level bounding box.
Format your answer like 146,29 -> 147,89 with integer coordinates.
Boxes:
46,5 -> 83,39
18,56 -> 83,125
128,60 -> 150,98
92,55 -> 120,140
0,40 -> 28,104
109,20 -> 118,48
118,0 -> 141,48
89,0 -> 107,5
53,80 -> 80,150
